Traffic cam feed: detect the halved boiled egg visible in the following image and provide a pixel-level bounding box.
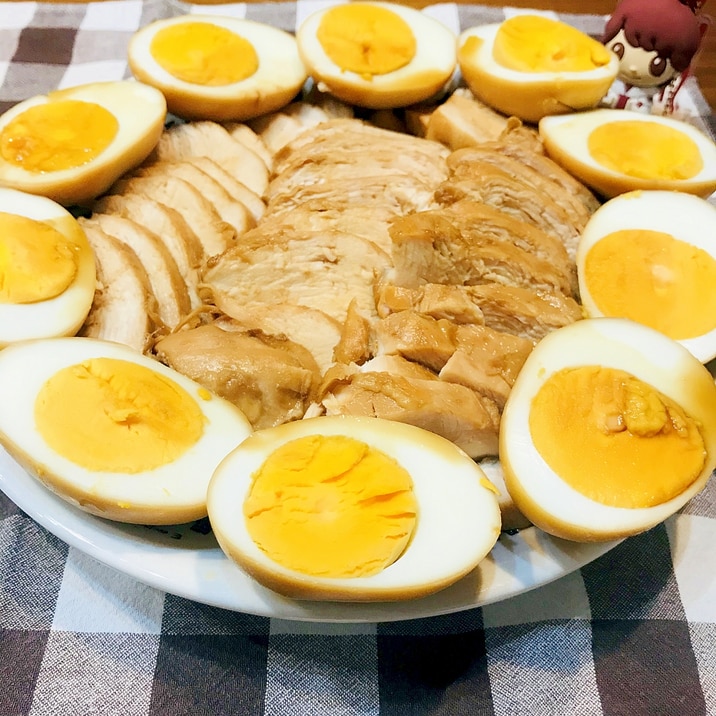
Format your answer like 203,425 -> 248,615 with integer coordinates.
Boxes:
0,337 -> 253,525
578,191 -> 716,364
0,188 -> 95,347
539,109 -> 716,198
457,16 -> 619,123
296,2 -> 457,109
0,81 -> 166,207
500,318 -> 716,542
128,15 -> 307,122
208,415 -> 501,601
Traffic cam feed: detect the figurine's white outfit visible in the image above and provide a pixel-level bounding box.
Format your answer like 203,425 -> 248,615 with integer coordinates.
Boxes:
600,75 -> 686,116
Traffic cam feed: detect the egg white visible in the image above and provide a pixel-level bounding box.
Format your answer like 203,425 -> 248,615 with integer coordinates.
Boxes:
539,109 -> 716,198
296,2 -> 457,109
208,415 -> 502,601
0,81 -> 166,207
500,318 -> 716,542
0,337 -> 253,525
0,189 -> 96,347
128,15 -> 308,122
457,22 -> 619,123
577,191 -> 716,364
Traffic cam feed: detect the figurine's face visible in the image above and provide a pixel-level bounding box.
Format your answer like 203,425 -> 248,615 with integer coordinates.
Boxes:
606,29 -> 678,87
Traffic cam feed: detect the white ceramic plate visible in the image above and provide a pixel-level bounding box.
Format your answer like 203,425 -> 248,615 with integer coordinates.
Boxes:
0,446 -> 618,623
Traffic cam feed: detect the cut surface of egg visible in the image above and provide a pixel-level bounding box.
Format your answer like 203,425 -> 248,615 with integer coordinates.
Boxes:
539,109 -> 716,198
128,15 -> 308,121
0,188 -> 96,347
208,415 -> 501,601
500,318 -> 716,542
0,337 -> 253,525
457,16 -> 619,123
296,2 -> 457,109
0,81 -> 166,206
578,191 -> 716,363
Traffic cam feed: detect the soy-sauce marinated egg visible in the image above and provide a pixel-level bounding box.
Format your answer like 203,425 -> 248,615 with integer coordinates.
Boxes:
0,337 -> 253,525
457,16 -> 619,123
577,191 -> 716,363
539,109 -> 716,198
128,15 -> 307,122
0,81 -> 166,206
208,416 -> 501,602
500,318 -> 716,542
0,188 -> 95,348
296,2 -> 457,109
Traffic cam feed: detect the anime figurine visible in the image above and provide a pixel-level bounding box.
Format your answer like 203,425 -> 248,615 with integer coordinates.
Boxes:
601,0 -> 708,116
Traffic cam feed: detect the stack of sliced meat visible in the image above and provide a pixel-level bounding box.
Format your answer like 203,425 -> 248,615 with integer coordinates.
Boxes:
78,91 -> 598,452
79,120 -> 272,349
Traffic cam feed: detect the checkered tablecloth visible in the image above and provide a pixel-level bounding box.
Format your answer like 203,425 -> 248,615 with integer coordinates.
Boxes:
2,2 -> 716,715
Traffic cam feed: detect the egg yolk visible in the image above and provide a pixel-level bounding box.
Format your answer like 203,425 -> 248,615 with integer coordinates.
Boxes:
584,229 -> 716,340
35,358 -> 205,473
0,212 -> 78,303
0,100 -> 118,173
149,22 -> 259,86
459,35 -> 483,62
243,434 -> 418,578
316,4 -> 417,79
492,15 -> 612,73
529,366 -> 706,508
588,121 -> 703,180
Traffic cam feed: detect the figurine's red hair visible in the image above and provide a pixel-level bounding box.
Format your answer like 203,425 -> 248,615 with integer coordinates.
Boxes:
603,0 -> 705,72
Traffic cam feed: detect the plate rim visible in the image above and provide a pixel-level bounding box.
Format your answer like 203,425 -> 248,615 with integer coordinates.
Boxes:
0,447 -> 619,623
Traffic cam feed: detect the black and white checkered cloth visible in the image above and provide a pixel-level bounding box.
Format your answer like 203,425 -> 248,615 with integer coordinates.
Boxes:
2,3 -> 716,714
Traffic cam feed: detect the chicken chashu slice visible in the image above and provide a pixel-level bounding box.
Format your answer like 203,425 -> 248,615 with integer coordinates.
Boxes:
272,118 -> 449,175
317,364 -> 501,459
109,174 -> 236,259
154,318 -> 320,430
149,121 -> 269,197
78,223 -> 157,353
300,87 -> 355,120
272,115 -> 448,156
486,139 -> 600,214
177,155 -> 265,223
247,98 -> 352,155
256,200 -> 396,253
202,226 -> 392,324
92,192 -> 203,309
374,310 -> 533,406
447,147 -> 592,230
206,301 -> 342,374
265,172 -> 437,220
389,211 -> 574,297
376,283 -> 582,342
79,214 -> 191,331
434,162 -> 580,260
415,90 -> 517,148
375,311 -> 458,373
130,159 -> 259,232
248,112 -> 309,156
407,89 -> 542,148
273,126 -> 450,182
374,310 -> 532,409
357,354 -> 439,381
439,323 -> 533,410
222,122 -> 274,172
332,300 -> 375,366
266,145 -> 450,207
438,199 -> 575,291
